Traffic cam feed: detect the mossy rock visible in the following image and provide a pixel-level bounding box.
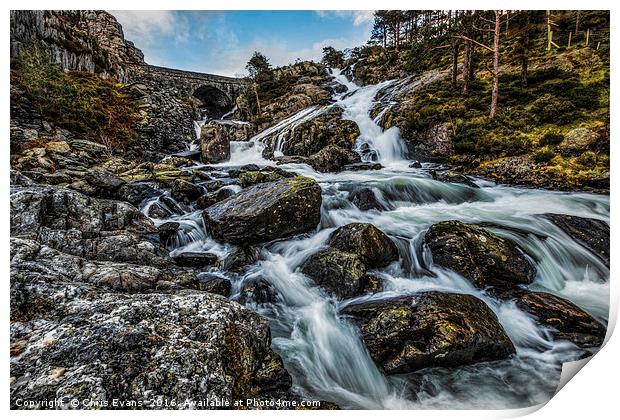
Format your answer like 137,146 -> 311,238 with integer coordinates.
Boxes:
341,292 -> 516,374
424,220 -> 536,290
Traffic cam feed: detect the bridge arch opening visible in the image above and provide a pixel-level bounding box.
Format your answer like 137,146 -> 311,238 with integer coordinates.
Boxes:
192,85 -> 232,120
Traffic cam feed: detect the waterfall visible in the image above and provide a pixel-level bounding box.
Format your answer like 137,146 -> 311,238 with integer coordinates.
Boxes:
331,69 -> 407,164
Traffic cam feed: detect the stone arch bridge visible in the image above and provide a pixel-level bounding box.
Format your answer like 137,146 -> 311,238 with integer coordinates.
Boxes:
127,63 -> 248,118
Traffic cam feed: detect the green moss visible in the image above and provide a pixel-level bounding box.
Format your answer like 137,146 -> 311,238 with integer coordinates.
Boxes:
533,148 -> 556,164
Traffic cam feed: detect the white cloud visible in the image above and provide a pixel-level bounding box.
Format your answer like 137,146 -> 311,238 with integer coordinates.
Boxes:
109,10 -> 183,47
315,10 -> 375,26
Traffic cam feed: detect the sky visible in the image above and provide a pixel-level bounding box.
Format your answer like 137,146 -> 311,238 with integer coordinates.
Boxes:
109,11 -> 374,77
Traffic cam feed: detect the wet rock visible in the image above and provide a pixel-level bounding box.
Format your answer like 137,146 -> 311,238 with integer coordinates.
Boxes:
35,227 -> 169,267
158,222 -> 179,245
360,273 -> 384,294
341,292 -> 516,374
202,179 -> 226,191
274,155 -> 309,165
342,162 -> 383,171
542,213 -> 609,267
159,195 -> 185,215
162,156 -> 195,168
197,273 -> 232,297
221,246 -> 260,273
147,202 -> 172,219
200,122 -> 230,163
254,351 -> 293,393
409,161 -> 422,169
300,250 -> 366,299
239,277 -> 280,305
228,164 -> 260,177
347,188 -> 384,211
498,290 -> 606,349
171,179 -> 204,204
172,252 -> 219,268
424,220 -> 536,290
10,289 -> 289,407
116,182 -> 160,207
203,177 -> 322,245
196,188 -> 236,210
308,145 -> 361,173
238,170 -> 286,187
328,223 -> 399,268
430,170 -> 479,188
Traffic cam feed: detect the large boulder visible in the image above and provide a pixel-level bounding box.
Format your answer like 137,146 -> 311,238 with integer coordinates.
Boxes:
200,122 -> 230,163
424,220 -> 536,290
500,290 -> 606,349
203,177 -> 322,245
308,145 -> 361,173
341,292 -> 516,374
542,213 -> 609,267
328,223 -> 399,268
10,289 -> 291,408
300,249 -> 367,299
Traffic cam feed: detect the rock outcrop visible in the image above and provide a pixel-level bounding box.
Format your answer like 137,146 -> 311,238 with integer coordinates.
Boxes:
203,177 -> 322,244
341,292 -> 516,374
10,10 -> 143,82
10,289 -> 291,408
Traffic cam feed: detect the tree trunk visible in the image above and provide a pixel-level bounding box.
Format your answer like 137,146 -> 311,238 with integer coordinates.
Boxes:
452,43 -> 459,89
253,83 -> 261,114
521,12 -> 530,88
490,11 -> 501,118
462,39 -> 471,94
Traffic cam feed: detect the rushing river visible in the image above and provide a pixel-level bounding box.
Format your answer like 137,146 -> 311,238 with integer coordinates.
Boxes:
142,69 -> 609,409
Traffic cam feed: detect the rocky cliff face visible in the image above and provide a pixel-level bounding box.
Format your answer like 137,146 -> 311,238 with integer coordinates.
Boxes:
10,10 -> 144,81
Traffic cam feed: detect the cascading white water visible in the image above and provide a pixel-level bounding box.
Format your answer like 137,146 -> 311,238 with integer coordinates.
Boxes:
331,69 -> 407,164
143,68 -> 610,409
